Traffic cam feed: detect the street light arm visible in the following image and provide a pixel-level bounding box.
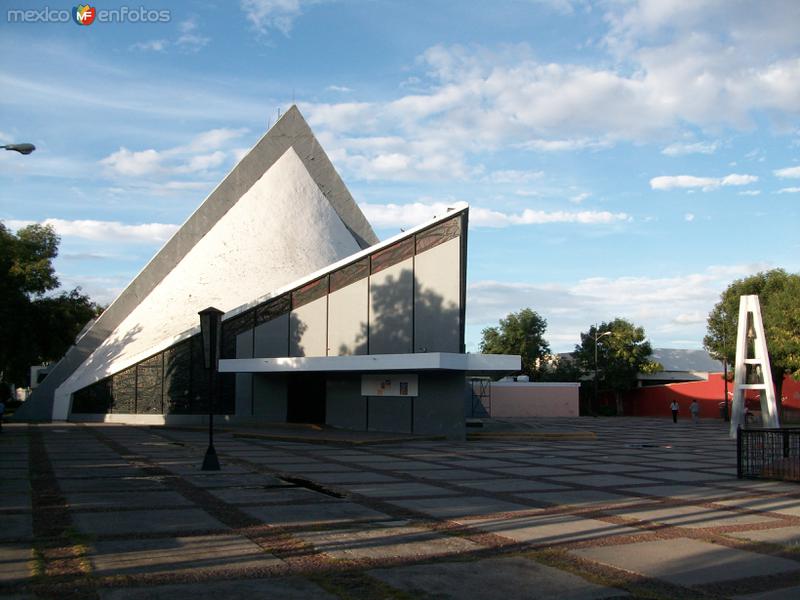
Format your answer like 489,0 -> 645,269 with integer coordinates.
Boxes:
2,143 -> 36,155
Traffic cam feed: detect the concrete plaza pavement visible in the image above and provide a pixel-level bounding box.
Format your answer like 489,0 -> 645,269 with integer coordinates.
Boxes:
2,417 -> 800,599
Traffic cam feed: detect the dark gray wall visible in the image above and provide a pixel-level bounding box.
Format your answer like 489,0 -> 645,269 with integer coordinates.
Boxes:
325,377 -> 367,430
252,375 -> 287,420
368,396 -> 413,434
412,372 -> 466,440
323,372 -> 465,440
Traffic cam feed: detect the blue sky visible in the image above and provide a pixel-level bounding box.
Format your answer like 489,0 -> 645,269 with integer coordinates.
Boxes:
1,0 -> 798,353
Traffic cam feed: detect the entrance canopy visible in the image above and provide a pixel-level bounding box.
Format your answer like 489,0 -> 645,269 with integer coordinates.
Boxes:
219,352 -> 520,374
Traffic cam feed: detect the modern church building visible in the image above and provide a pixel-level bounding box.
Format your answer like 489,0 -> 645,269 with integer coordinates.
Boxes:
16,107 -> 518,439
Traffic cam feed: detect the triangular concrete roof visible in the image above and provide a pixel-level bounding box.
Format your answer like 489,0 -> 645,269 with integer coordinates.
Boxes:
18,106 -> 378,420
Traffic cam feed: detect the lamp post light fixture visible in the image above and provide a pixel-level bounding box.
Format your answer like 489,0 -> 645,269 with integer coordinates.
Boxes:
2,143 -> 36,155
593,326 -> 613,414
199,306 -> 224,471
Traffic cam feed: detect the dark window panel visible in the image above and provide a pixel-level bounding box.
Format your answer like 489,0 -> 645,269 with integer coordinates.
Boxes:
292,276 -> 329,309
255,294 -> 290,326
371,237 -> 414,274
221,309 -> 255,359
330,258 -> 369,293
72,378 -> 113,414
415,214 -> 462,255
190,334 -> 210,414
164,340 -> 192,414
136,353 -> 163,414
111,366 -> 137,414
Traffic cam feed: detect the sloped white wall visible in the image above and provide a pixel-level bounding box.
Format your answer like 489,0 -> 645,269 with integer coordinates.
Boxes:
54,147 -> 361,419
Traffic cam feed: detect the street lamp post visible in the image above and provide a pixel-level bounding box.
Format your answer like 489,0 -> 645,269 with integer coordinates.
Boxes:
1,143 -> 36,155
593,326 -> 613,414
199,306 -> 223,471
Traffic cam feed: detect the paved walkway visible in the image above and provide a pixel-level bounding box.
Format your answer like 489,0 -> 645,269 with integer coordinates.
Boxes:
2,418 -> 800,599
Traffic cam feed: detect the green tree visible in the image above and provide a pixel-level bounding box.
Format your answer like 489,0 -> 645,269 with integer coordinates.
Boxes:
704,269 -> 800,413
0,222 -> 102,390
537,353 -> 582,382
480,308 -> 550,378
573,319 -> 661,415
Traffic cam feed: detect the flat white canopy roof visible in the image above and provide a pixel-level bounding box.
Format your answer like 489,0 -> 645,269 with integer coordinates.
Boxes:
219,352 -> 520,374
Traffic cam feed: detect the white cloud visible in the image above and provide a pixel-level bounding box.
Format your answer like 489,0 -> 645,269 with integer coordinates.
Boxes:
326,85 -> 353,93
684,213 -> 695,222
777,187 -> 800,194
739,190 -> 761,196
241,0 -> 307,36
100,148 -> 162,177
176,18 -> 210,52
661,141 -> 719,156
5,218 -> 178,243
358,201 -> 631,230
467,263 -> 772,351
487,170 -> 544,184
300,18 -> 800,182
99,128 -> 248,179
774,166 -> 800,178
178,151 -> 227,173
650,173 -> 758,191
130,39 -> 168,52
518,138 -> 613,152
570,192 -> 590,204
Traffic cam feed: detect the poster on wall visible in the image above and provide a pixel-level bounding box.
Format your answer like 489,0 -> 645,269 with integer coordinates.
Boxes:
361,374 -> 419,397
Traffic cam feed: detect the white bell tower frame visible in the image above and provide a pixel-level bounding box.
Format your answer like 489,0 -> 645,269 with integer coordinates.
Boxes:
729,295 -> 779,438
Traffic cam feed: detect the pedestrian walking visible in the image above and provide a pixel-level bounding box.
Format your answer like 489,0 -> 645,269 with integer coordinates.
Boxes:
670,400 -> 679,423
690,399 -> 700,424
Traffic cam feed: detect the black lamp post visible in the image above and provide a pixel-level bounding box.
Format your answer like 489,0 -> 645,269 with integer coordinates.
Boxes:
199,306 -> 223,471
1,143 -> 36,155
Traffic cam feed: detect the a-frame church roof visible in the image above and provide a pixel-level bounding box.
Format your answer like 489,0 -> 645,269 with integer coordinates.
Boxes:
19,106 -> 378,421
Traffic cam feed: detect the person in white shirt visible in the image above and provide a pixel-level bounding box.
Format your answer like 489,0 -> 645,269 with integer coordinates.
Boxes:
670,400 -> 679,423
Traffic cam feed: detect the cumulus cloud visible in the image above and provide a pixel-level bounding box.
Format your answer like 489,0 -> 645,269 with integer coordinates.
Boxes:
358,201 -> 631,230
467,263 -> 772,351
241,0 -> 307,36
650,173 -> 758,191
176,18 -> 210,52
99,127 -> 248,179
129,39 -> 168,52
774,165 -> 800,178
777,187 -> 800,194
5,218 -> 178,243
487,170 -> 544,184
684,213 -> 695,222
661,141 -> 719,156
100,148 -> 162,177
739,190 -> 761,196
326,85 -> 353,93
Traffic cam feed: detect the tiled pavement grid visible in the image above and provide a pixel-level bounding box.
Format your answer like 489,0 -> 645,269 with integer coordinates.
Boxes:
2,418 -> 800,599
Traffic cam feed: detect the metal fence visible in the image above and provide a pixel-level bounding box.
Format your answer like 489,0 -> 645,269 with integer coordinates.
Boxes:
737,426 -> 800,482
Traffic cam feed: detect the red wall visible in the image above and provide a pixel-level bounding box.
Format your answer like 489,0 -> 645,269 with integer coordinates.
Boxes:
626,374 -> 800,419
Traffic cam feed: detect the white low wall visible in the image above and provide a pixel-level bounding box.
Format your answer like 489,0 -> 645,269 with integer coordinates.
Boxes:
489,382 -> 580,417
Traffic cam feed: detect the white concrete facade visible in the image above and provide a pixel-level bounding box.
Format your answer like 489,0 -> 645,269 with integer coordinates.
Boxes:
53,148 -> 366,419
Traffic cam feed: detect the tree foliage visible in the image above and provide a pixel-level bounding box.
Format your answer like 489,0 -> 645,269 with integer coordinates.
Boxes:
704,269 -> 800,406
0,222 -> 103,388
573,319 -> 661,413
480,308 -> 550,378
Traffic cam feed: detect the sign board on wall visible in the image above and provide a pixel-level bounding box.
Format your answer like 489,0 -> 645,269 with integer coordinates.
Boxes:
361,374 -> 419,397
